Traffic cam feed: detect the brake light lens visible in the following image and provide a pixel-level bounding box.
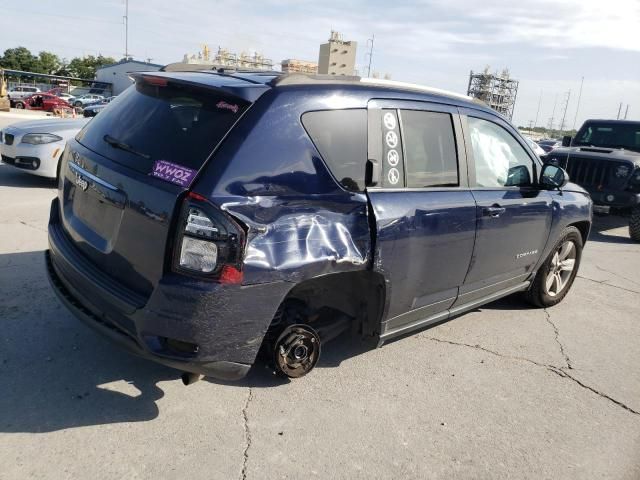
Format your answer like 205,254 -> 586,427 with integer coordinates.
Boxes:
142,75 -> 168,87
173,194 -> 245,282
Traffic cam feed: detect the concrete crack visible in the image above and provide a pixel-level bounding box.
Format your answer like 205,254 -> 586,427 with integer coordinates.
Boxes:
19,220 -> 47,233
595,264 -> 640,287
577,275 -> 640,295
546,366 -> 640,415
424,336 -> 639,416
544,308 -> 572,369
240,387 -> 253,480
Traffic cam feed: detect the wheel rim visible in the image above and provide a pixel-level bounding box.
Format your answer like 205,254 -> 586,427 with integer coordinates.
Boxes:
545,240 -> 576,297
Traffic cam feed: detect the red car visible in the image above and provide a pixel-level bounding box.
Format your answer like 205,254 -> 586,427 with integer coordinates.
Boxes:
14,93 -> 71,112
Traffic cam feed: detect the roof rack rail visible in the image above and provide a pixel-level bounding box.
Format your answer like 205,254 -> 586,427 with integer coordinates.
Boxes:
270,74 -> 471,101
359,78 -> 471,100
270,73 -> 361,86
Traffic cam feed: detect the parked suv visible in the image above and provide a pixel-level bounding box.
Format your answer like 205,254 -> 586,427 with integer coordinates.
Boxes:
7,85 -> 41,103
73,94 -> 104,107
544,119 -> 640,241
46,72 -> 592,382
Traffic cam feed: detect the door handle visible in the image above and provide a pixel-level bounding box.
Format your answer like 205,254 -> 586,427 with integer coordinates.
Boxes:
482,204 -> 506,217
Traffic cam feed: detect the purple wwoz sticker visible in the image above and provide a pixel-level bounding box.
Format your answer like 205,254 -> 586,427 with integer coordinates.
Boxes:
150,160 -> 196,187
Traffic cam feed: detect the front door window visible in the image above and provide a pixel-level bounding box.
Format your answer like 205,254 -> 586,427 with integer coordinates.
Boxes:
468,117 -> 534,188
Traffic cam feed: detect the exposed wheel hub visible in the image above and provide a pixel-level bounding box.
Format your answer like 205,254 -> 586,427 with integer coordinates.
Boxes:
273,324 -> 321,378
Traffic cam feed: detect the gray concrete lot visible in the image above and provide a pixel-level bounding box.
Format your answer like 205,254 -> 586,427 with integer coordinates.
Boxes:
0,112 -> 639,479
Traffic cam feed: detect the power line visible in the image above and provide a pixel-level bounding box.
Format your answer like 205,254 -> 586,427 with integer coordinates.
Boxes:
2,9 -> 121,25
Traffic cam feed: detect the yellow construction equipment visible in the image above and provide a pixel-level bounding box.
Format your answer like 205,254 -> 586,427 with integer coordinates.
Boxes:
0,69 -> 10,112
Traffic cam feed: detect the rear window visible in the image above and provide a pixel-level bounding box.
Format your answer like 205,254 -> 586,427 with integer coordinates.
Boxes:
301,109 -> 367,192
76,79 -> 249,174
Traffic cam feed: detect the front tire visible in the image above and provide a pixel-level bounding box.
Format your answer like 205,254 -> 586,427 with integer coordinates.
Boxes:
15,102 -> 24,109
526,226 -> 583,307
629,207 -> 640,242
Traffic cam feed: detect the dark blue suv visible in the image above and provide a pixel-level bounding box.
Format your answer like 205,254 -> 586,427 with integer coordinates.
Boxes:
46,71 -> 592,382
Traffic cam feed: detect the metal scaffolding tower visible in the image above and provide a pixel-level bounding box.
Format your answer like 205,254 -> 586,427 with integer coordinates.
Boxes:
467,67 -> 519,119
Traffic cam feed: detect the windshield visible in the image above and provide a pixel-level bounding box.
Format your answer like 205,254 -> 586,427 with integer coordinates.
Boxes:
75,80 -> 249,174
573,122 -> 640,152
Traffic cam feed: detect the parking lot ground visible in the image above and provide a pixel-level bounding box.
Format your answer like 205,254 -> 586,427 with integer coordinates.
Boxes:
0,162 -> 639,480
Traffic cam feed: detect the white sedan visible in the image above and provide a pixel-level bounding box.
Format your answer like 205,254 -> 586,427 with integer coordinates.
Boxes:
524,136 -> 547,157
0,118 -> 89,179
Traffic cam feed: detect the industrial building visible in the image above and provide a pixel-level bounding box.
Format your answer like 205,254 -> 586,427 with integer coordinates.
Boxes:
180,46 -> 274,71
281,59 -> 318,74
318,31 -> 357,76
95,59 -> 163,95
467,67 -> 519,119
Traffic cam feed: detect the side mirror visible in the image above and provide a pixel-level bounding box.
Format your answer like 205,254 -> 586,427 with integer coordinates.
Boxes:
541,163 -> 569,189
562,135 -> 572,147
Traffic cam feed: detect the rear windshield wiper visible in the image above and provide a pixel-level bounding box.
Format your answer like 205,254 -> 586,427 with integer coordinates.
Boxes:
103,134 -> 150,160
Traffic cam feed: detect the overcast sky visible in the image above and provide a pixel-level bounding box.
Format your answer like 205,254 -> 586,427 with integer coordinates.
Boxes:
1,0 -> 638,128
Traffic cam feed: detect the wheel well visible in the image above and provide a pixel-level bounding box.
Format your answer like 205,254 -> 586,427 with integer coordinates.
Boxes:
569,221 -> 591,245
276,271 -> 386,338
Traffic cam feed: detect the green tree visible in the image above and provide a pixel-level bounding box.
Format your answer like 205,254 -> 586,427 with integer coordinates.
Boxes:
0,46 -> 40,72
37,51 -> 61,74
67,54 -> 116,79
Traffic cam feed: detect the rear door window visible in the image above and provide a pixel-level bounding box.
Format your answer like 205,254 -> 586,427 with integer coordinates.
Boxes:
76,79 -> 250,174
400,110 -> 459,187
301,109 -> 367,191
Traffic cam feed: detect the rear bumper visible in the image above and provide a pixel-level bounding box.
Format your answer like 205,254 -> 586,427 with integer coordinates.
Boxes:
47,198 -> 292,380
46,250 -> 252,380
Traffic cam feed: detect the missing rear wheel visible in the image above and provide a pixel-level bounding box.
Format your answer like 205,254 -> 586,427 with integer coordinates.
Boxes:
272,324 -> 321,378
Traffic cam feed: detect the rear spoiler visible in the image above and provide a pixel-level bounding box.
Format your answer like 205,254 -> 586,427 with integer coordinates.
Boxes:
130,72 -> 270,103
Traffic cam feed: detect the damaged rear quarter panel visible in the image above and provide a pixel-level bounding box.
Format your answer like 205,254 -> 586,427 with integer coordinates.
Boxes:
177,87 -> 374,360
195,87 -> 374,286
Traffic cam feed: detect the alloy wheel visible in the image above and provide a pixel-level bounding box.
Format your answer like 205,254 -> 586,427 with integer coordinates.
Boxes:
545,240 -> 576,297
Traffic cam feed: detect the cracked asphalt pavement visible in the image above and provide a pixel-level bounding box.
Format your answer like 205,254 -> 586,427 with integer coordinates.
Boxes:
1,157 -> 639,479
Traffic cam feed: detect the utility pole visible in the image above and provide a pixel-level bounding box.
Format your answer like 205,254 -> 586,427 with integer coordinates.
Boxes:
365,35 -> 375,78
124,0 -> 129,59
548,94 -> 558,133
572,76 -> 584,130
559,90 -> 571,133
534,89 -> 542,128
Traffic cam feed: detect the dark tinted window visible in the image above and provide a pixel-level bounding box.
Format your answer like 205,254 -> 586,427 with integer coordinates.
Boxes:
76,80 -> 249,174
574,122 -> 640,152
302,109 -> 367,191
400,110 -> 459,187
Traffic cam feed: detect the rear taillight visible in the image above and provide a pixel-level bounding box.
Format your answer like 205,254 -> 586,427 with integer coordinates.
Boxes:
173,193 -> 245,283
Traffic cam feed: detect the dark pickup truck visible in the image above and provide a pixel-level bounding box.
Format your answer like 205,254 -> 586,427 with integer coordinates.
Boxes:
544,119 -> 640,241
